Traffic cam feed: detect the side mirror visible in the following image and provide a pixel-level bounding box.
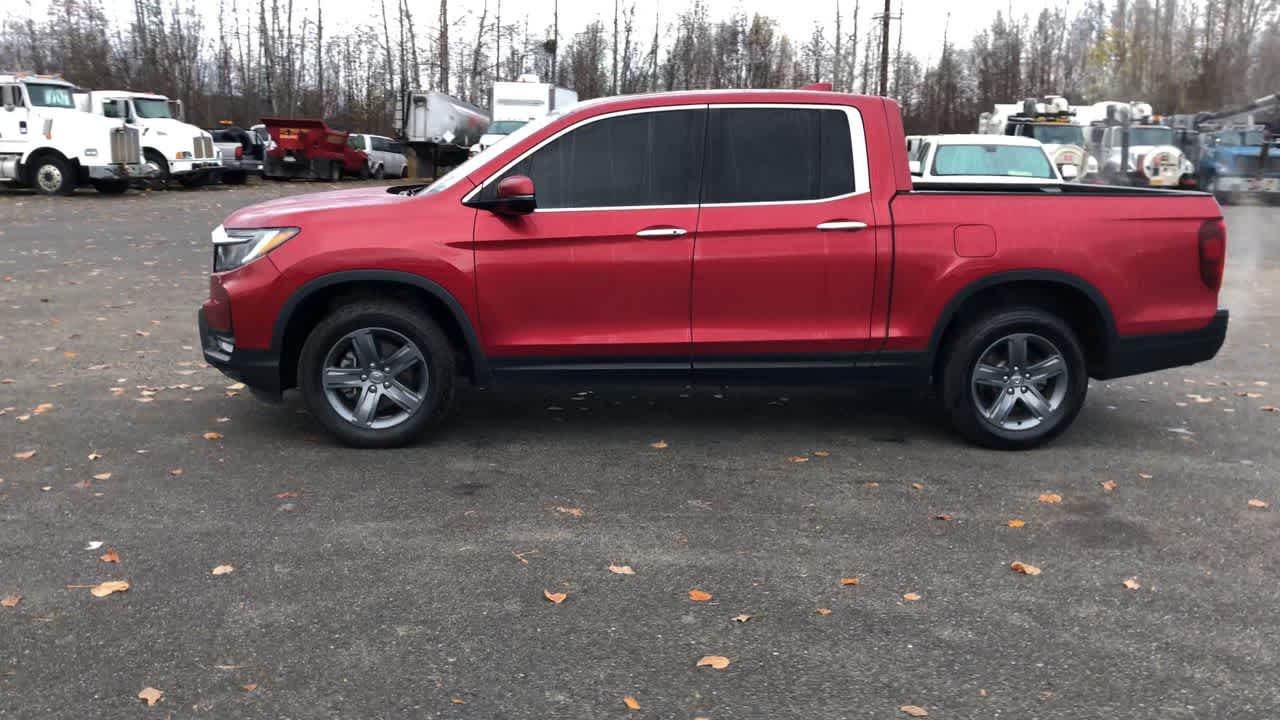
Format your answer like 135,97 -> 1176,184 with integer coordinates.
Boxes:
1060,164 -> 1079,180
465,174 -> 537,215
908,160 -> 922,176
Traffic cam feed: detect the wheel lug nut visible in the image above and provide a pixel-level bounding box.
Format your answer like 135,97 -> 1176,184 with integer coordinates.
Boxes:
1007,388 -> 1015,394
383,383 -> 390,389
361,375 -> 367,381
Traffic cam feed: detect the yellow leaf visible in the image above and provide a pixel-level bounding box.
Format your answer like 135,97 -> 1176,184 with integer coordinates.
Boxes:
543,589 -> 567,605
137,686 -> 163,706
13,450 -> 36,460
608,564 -> 635,575
203,431 -> 223,440
554,506 -> 583,518
900,705 -> 928,717
32,402 -> 54,415
1010,561 -> 1042,576
1,595 -> 20,608
1123,577 -> 1141,590
623,695 -> 641,710
733,613 -> 751,623
211,564 -> 234,576
100,548 -> 120,564
1038,493 -> 1063,504
815,607 -> 832,616
902,592 -> 921,602
650,440 -> 669,449
840,577 -> 860,586
451,697 -> 466,704
688,589 -> 712,602
1007,519 -> 1026,528
1248,498 -> 1269,509
90,580 -> 130,597
1100,480 -> 1118,492
93,473 -> 112,481
63,351 -> 78,359
696,655 -> 731,669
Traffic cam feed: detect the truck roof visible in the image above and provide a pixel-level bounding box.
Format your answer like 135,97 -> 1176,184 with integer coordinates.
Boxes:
0,72 -> 73,87
90,90 -> 168,100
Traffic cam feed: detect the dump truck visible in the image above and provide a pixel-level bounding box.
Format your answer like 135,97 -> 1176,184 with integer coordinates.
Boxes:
260,117 -> 368,181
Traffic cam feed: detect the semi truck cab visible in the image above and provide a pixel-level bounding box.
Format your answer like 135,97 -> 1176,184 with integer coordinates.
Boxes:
77,90 -> 220,188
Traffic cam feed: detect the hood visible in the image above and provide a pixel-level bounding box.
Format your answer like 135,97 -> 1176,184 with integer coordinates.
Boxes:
224,186 -> 411,228
137,117 -> 208,139
34,106 -> 128,133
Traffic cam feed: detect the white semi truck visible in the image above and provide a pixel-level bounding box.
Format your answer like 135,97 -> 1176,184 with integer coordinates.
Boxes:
978,96 -> 1093,179
0,72 -> 145,195
77,90 -> 221,188
471,75 -> 578,156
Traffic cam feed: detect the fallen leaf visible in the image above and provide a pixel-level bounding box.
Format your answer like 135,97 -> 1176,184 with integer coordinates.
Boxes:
100,548 -> 120,564
93,472 -> 112,481
1037,493 -> 1063,504
733,613 -> 752,623
813,450 -> 830,457
135,330 -> 150,337
1100,480 -> 1118,492
696,655 -> 731,669
211,564 -> 234,576
137,686 -> 163,706
544,589 -> 567,604
900,705 -> 928,717
979,688 -> 989,697
451,697 -> 466,705
840,577 -> 861,586
202,431 -> 223,440
1138,473 -> 1153,480
815,607 -> 832,616
13,450 -> 36,460
911,483 -> 924,491
865,482 -> 880,488
226,382 -> 246,391
623,695 -> 641,710
88,453 -> 103,461
787,455 -> 809,463
90,580 -> 130,597
688,589 -> 713,602
902,592 -> 921,602
85,541 -> 103,550
1248,498 -> 1269,509
168,468 -> 183,477
1123,577 -> 1141,590
1262,406 -> 1279,413
1,595 -> 20,608
241,683 -> 258,692
554,506 -> 583,518
32,402 -> 54,415
608,564 -> 635,575
933,514 -> 953,521
1007,519 -> 1026,528
213,664 -> 244,670
63,351 -> 77,359
275,491 -> 299,499
1010,561 -> 1042,576
650,440 -> 669,449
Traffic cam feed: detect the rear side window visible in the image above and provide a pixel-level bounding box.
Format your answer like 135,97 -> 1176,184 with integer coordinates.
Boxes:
484,108 -> 706,209
931,144 -> 1055,179
702,107 -> 855,204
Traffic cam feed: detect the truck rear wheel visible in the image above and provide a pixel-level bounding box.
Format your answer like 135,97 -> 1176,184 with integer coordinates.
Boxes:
297,300 -> 456,448
329,161 -> 342,182
939,307 -> 1088,450
29,155 -> 76,196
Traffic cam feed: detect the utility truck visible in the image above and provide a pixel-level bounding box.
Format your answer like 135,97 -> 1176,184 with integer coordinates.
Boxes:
0,71 -> 145,195
1073,100 -> 1194,188
1168,94 -> 1280,204
979,95 -> 1092,179
76,90 -> 220,188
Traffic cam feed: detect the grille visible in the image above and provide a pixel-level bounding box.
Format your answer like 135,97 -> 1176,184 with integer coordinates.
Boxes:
194,136 -> 214,158
109,126 -> 141,164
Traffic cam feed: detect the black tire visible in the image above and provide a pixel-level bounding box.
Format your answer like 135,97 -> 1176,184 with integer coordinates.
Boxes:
92,179 -> 130,195
400,166 -> 409,179
939,307 -> 1088,450
373,164 -> 385,180
298,300 -> 456,448
329,161 -> 342,182
144,149 -> 171,190
28,154 -> 76,196
222,171 -> 249,185
177,172 -> 210,189
359,162 -> 372,180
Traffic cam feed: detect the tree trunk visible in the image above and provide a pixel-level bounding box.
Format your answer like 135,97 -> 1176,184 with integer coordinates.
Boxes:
438,0 -> 449,92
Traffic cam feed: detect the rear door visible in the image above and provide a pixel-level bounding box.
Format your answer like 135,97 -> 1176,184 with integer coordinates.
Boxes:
471,106 -> 707,372
691,104 -> 880,374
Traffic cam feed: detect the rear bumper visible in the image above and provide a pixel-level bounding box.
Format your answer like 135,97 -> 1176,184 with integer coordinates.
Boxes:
1095,309 -> 1229,380
198,308 -> 283,400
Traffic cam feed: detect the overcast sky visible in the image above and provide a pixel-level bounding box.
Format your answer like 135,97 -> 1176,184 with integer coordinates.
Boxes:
10,0 -> 1059,69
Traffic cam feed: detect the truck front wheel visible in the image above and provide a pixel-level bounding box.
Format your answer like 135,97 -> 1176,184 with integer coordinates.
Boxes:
939,307 -> 1088,450
29,155 -> 76,196
145,149 -> 171,190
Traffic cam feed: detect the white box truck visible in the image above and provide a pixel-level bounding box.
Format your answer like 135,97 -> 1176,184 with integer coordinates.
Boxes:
77,90 -> 221,188
0,72 -> 145,195
471,75 -> 578,156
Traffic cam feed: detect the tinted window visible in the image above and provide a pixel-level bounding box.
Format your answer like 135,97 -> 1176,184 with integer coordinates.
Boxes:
702,107 -> 855,204
485,108 -> 705,209
372,137 -> 391,152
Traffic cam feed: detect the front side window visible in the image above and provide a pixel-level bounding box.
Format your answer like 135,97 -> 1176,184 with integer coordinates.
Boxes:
24,83 -> 74,109
702,107 -> 855,204
481,108 -> 706,209
931,144 -> 1056,179
1128,127 -> 1174,146
133,98 -> 172,119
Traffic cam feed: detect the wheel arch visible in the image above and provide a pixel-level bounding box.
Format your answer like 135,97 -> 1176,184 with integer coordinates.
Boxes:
22,147 -> 76,184
273,270 -> 489,390
928,270 -> 1117,379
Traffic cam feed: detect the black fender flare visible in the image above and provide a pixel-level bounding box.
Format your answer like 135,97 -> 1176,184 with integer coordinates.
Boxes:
271,269 -> 490,383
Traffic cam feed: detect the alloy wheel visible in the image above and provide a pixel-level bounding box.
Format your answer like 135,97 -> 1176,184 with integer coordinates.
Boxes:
970,333 -> 1069,432
321,327 -> 428,430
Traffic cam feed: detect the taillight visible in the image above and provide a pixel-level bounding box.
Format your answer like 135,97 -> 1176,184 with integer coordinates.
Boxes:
1198,219 -> 1226,291
235,146 -> 244,160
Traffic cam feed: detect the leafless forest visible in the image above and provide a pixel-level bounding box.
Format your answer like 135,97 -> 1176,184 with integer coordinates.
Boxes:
3,0 -> 1280,134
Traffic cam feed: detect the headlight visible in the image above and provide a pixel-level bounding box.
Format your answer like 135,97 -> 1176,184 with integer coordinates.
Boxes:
212,225 -> 299,272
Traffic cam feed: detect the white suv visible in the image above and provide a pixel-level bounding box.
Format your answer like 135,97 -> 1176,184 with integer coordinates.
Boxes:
347,134 -> 408,179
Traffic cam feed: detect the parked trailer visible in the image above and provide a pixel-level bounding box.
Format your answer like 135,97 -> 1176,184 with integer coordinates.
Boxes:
260,117 -> 368,181
393,91 -> 489,178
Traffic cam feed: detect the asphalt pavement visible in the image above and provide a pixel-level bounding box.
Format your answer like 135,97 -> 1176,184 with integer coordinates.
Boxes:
1,180 -> 1278,718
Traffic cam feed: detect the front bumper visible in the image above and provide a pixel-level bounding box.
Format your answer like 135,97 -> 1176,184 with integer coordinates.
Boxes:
1095,309 -> 1229,380
198,307 -> 283,401
171,159 -> 222,175
87,162 -> 148,180
220,159 -> 264,173
1212,176 -> 1280,193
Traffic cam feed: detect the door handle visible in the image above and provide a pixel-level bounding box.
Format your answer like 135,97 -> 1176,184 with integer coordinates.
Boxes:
635,227 -> 688,238
816,220 -> 868,231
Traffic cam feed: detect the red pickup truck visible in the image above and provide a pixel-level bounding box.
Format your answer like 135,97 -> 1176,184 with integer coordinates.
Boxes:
198,90 -> 1228,450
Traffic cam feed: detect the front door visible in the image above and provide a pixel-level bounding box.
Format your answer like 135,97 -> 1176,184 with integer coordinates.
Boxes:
691,105 -> 881,375
0,85 -> 29,155
472,106 -> 707,375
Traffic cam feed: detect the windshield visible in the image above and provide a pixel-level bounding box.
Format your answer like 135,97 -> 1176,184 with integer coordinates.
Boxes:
489,120 -> 528,135
419,112 -> 562,196
1215,130 -> 1266,147
133,97 -> 172,119
1125,127 -> 1174,147
25,83 -> 75,108
932,144 -> 1056,179
1029,124 -> 1084,146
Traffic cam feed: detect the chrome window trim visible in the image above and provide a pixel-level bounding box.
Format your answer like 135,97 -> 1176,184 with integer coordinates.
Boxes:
461,101 -> 870,212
